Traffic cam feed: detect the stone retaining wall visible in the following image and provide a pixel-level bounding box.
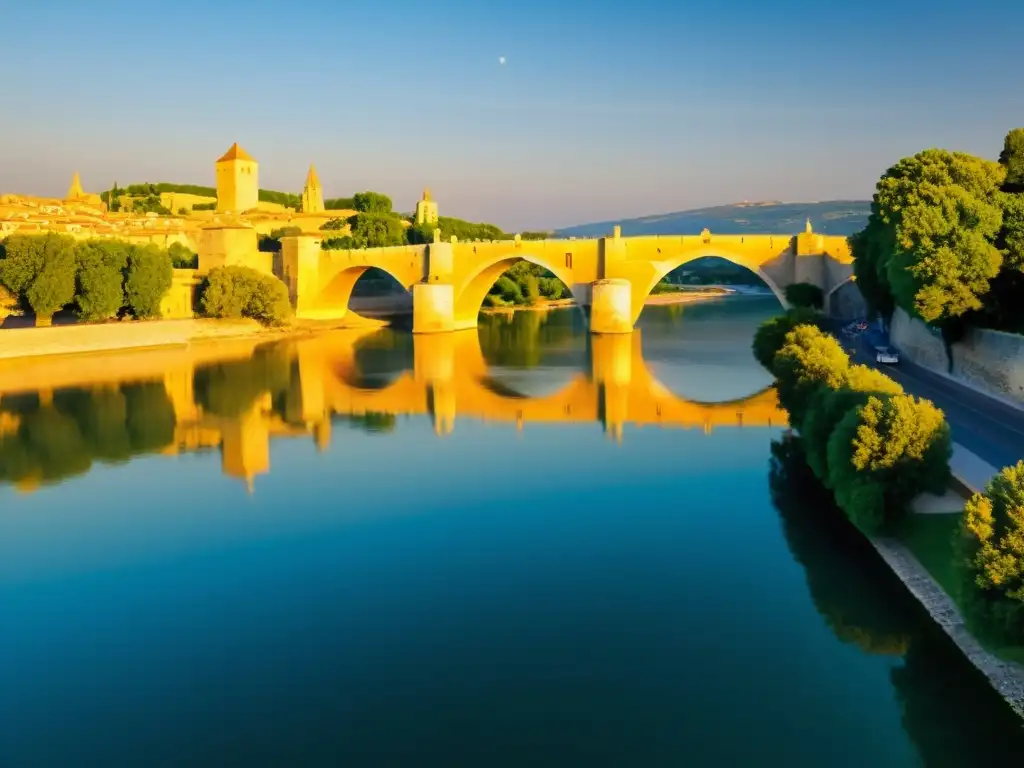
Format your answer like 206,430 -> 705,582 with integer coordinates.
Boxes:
871,536 -> 1024,719
890,308 -> 1024,406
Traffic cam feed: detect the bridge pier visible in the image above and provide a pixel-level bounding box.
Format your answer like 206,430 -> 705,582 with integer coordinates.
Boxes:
412,283 -> 456,333
589,279 -> 633,334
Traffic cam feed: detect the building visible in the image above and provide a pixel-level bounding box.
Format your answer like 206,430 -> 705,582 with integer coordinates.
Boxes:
215,143 -> 259,213
415,187 -> 439,225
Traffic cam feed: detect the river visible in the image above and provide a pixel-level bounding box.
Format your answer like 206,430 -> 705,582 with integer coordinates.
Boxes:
1,296 -> 1022,766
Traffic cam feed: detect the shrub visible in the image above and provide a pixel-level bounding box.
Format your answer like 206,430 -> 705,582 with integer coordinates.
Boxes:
827,393 -> 951,534
201,266 -> 292,326
75,240 -> 128,321
319,218 -> 347,231
124,244 -> 173,319
959,460 -> 1024,642
785,281 -> 824,309
751,307 -> 826,371
771,325 -> 849,429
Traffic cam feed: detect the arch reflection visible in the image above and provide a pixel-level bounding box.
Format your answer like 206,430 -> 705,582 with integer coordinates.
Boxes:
0,328 -> 786,493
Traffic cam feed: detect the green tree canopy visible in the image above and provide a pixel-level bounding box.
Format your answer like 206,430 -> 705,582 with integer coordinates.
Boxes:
874,149 -> 1005,324
75,240 -> 129,321
0,233 -> 79,325
959,460 -> 1024,642
826,393 -> 951,534
124,244 -> 173,319
771,324 -> 849,428
347,212 -> 407,248
751,308 -> 826,371
352,192 -> 393,215
999,128 -> 1024,191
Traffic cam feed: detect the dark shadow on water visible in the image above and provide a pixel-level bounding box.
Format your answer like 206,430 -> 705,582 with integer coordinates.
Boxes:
769,434 -> 1024,764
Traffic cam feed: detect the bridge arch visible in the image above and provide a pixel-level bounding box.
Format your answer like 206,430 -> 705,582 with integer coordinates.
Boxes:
452,253 -> 580,329
632,248 -> 788,324
310,261 -> 420,322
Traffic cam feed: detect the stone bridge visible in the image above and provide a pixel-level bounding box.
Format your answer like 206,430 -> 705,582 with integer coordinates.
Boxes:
279,220 -> 852,334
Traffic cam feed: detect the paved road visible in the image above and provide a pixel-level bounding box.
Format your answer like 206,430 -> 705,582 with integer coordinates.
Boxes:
845,333 -> 1024,473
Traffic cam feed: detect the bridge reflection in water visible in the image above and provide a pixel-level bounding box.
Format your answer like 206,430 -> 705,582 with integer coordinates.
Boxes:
0,327 -> 786,493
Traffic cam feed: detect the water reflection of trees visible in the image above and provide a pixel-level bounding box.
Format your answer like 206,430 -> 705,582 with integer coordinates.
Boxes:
194,343 -> 293,419
0,382 -> 176,489
478,309 -> 585,368
770,434 -> 1024,762
769,434 -> 913,655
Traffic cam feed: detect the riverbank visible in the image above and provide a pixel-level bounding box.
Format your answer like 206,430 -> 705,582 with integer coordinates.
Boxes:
479,289 -> 734,315
873,446 -> 1024,719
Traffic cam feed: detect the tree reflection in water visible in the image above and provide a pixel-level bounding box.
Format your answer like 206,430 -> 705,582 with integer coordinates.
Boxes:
0,382 -> 176,489
478,308 -> 585,369
769,434 -> 1024,763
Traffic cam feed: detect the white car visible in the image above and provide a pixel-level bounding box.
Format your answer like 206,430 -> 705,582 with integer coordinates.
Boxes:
875,346 -> 899,364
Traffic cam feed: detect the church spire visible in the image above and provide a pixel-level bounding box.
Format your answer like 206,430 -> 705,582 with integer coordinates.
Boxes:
805,217 -> 813,234
301,163 -> 324,213
67,172 -> 85,200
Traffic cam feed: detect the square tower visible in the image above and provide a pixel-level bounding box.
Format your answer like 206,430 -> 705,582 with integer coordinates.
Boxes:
415,187 -> 439,225
215,142 -> 259,213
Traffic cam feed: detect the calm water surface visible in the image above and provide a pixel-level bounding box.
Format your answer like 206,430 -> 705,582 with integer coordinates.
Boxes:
1,297 -> 1023,766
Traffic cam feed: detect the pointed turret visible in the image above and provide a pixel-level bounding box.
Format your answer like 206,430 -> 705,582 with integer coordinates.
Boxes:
67,172 -> 85,200
301,164 -> 324,213
805,217 -> 813,234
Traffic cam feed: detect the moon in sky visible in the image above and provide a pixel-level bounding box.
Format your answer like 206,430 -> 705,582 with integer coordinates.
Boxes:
499,56 -> 506,65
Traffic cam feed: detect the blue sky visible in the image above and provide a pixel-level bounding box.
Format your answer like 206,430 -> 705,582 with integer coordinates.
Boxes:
2,0 -> 1021,229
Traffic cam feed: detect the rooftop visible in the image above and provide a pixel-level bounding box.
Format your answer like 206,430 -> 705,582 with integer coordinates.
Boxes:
216,143 -> 256,163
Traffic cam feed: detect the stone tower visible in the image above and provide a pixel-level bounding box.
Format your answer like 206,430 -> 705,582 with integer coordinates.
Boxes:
215,142 -> 259,213
415,187 -> 439,225
66,172 -> 85,200
301,164 -> 324,213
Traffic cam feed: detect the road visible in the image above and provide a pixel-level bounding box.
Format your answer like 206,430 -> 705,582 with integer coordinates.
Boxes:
844,332 -> 1024,473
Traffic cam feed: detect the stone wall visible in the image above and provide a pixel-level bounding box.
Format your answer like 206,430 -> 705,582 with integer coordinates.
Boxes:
890,307 -> 1024,406
889,308 -> 950,372
828,280 -> 866,321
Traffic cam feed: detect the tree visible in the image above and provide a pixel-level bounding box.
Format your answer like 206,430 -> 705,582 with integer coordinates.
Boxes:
257,226 -> 302,253
999,128 -> 1024,191
751,308 -> 826,371
406,222 -> 437,244
352,191 -> 393,214
201,265 -> 292,326
771,325 -> 849,428
0,233 -> 78,325
167,242 -> 198,269
959,460 -> 1024,642
347,212 -> 406,249
124,244 -> 173,319
826,393 -> 951,533
849,218 -> 897,320
801,365 -> 904,485
784,282 -> 824,309
874,149 -> 1005,324
75,240 -> 128,321
319,218 -> 347,231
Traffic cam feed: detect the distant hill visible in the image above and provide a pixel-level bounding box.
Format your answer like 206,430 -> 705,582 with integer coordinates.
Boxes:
556,200 -> 871,238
